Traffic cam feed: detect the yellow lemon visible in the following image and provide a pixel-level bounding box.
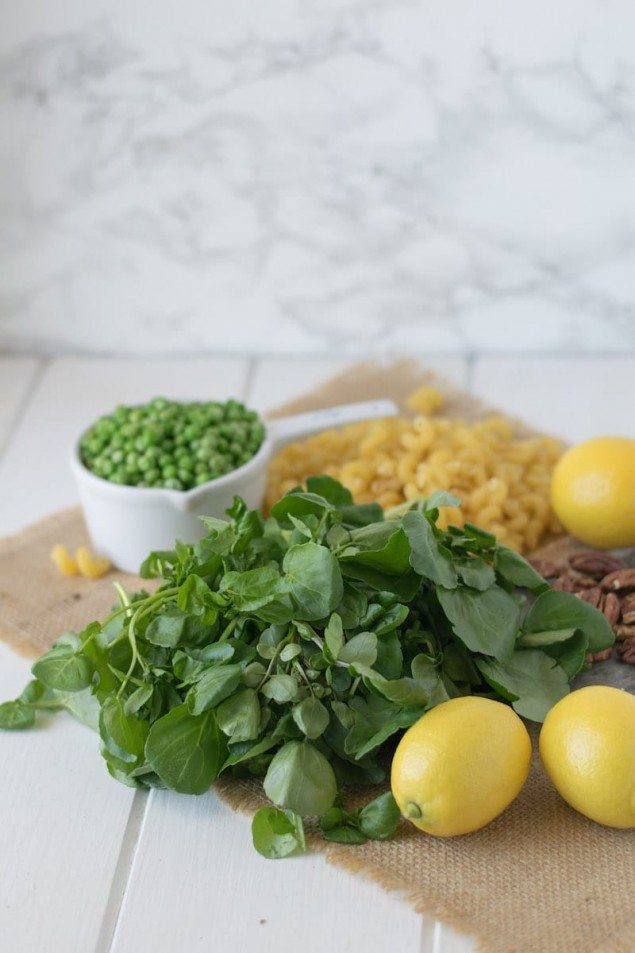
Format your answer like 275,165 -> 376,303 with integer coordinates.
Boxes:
551,436 -> 635,548
539,686 -> 635,829
391,697 -> 532,836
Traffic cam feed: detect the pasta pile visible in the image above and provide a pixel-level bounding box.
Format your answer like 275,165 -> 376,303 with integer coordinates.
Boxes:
266,388 -> 563,553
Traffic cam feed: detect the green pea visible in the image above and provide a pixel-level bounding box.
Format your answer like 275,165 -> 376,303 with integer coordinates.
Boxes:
195,472 -> 212,485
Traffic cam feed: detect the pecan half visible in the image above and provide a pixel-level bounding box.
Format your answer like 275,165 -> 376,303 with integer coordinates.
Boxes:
570,575 -> 598,590
617,638 -> 635,664
577,586 -> 602,609
528,558 -> 560,578
600,568 -> 635,593
620,595 -> 635,625
602,591 -> 621,627
585,647 -> 614,663
569,552 -> 625,577
614,624 -> 635,641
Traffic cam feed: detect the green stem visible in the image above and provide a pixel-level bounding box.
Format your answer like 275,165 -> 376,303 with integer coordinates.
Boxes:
218,617 -> 240,642
257,635 -> 291,690
293,660 -> 315,697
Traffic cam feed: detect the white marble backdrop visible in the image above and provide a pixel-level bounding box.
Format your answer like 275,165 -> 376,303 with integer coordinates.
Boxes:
0,0 -> 634,355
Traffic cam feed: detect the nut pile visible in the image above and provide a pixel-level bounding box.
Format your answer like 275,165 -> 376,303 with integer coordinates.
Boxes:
529,551 -> 635,665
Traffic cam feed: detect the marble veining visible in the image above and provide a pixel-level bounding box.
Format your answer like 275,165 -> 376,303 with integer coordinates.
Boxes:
0,1 -> 634,354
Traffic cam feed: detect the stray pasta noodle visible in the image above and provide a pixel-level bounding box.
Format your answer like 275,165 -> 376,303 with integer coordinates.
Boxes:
266,387 -> 562,553
50,544 -> 111,579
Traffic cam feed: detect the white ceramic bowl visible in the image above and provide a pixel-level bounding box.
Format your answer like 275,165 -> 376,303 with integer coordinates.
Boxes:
70,399 -> 397,573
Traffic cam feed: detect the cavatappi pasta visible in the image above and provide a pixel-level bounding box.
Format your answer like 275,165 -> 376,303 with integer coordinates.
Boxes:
266,388 -> 563,553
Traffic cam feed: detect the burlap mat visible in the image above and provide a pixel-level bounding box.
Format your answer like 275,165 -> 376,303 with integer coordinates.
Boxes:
1,360 -> 633,953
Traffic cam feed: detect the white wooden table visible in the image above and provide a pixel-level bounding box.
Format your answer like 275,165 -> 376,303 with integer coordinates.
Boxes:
1,354 -> 633,953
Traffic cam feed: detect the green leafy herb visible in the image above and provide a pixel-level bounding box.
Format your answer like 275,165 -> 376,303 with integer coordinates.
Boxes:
0,478 -> 614,856
252,807 -> 306,858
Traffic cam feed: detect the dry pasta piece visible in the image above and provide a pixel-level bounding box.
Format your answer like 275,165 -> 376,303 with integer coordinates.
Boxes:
51,544 -> 78,576
76,546 -> 111,580
266,388 -> 563,553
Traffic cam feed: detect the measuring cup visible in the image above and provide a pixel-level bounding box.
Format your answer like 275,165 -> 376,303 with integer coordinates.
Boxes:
70,399 -> 398,573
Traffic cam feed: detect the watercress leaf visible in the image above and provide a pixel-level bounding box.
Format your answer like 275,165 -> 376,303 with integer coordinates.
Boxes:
542,631 -> 589,679
324,613 -> 344,662
139,549 -> 176,579
374,631 -> 403,679
100,696 -> 148,763
340,502 -> 384,527
368,675 -> 428,708
219,565 -> 285,613
279,644 -> 302,662
463,523 -> 497,548
283,542 -> 343,621
145,703 -> 226,794
261,674 -> 299,704
257,625 -> 287,659
242,661 -> 267,687
51,687 -> 101,730
351,710 -> 424,761
252,807 -> 307,859
340,562 -> 422,601
495,546 -> 548,592
517,628 -> 577,648
436,585 -> 520,659
456,557 -> 496,591
358,791 -> 401,840
123,683 -> 154,716
339,632 -> 377,667
0,700 -> 35,729
305,475 -> 353,506
345,695 -> 423,760
263,740 -> 337,816
523,590 -> 614,652
319,806 -> 346,831
373,603 -> 409,635
288,515 -> 313,539
476,650 -> 570,722
189,643 -> 235,663
424,490 -> 462,511
177,574 -> 218,612
98,613 -> 125,648
222,734 -> 278,768
403,510 -> 458,588
292,697 -> 329,739
145,605 -> 186,647
187,664 -> 243,714
334,587 -> 368,629
342,524 -> 411,575
322,826 -> 367,844
331,700 -> 355,730
32,647 -> 95,693
19,679 -> 46,704
216,688 -> 261,742
410,654 -> 451,706
270,491 -> 334,524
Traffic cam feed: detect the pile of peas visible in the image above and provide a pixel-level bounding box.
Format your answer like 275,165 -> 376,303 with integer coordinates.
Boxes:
80,397 -> 265,491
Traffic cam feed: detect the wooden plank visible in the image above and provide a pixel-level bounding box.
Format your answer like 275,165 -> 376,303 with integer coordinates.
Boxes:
0,357 -> 249,953
0,357 -> 249,534
111,788 -> 426,953
0,357 -> 41,452
111,357 -> 469,953
0,642 -> 140,953
471,357 -> 635,443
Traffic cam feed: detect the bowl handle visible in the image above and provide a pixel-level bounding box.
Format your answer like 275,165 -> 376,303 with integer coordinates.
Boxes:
266,399 -> 398,452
